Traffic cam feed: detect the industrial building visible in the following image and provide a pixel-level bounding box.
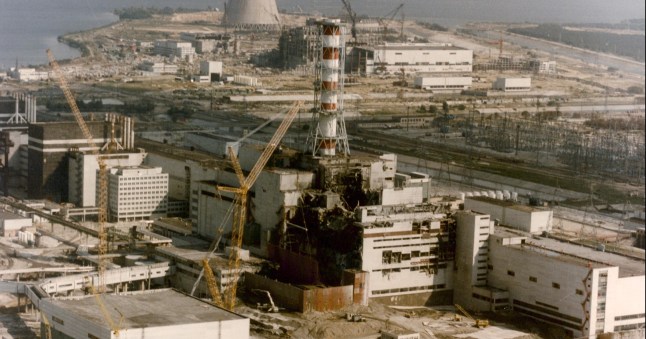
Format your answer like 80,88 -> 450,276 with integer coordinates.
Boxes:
153,40 -> 196,59
199,61 -> 223,82
413,75 -> 472,92
485,228 -> 644,338
10,68 -> 49,82
39,289 -> 250,339
223,0 -> 281,30
0,210 -> 31,237
180,33 -> 232,54
464,196 -> 553,234
138,61 -> 178,75
347,43 -> 473,74
28,115 -> 134,203
492,77 -> 532,92
0,92 -> 36,192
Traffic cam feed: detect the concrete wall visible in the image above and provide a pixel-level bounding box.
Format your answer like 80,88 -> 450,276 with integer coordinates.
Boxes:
244,273 -> 354,312
381,186 -> 423,206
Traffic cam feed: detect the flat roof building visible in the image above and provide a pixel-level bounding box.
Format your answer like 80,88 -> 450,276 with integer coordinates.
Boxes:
0,210 -> 31,237
348,43 -> 472,75
39,289 -> 250,339
107,166 -> 169,222
492,77 -> 531,92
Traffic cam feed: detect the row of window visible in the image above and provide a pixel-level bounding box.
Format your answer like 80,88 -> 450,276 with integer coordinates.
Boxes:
373,236 -> 422,243
119,176 -> 166,180
374,242 -> 435,250
372,283 -> 446,295
505,269 -> 586,295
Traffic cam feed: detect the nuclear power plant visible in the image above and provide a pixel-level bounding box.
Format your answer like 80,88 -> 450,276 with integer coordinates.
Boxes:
0,2 -> 644,339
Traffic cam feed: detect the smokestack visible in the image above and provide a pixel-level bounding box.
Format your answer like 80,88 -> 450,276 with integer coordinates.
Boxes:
308,19 -> 350,157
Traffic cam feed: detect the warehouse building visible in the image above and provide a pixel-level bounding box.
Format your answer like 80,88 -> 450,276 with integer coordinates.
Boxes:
492,77 -> 532,92
39,289 -> 250,339
347,43 -> 472,75
413,75 -> 472,92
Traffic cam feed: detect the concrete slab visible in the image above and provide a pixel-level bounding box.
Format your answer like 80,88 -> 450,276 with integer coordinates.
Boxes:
454,325 -> 529,339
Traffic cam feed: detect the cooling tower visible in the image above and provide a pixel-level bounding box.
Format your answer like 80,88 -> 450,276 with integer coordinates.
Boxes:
224,0 -> 281,29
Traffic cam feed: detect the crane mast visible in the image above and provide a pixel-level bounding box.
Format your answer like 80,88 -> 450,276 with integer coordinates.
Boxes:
199,101 -> 302,310
46,49 -> 109,291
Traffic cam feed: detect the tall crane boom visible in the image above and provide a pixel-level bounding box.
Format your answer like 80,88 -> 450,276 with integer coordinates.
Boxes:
201,101 -> 302,310
341,0 -> 358,43
46,49 -> 109,291
378,4 -> 404,42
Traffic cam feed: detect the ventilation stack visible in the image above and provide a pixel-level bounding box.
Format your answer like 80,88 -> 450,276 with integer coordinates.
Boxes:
308,19 -> 350,157
224,0 -> 281,30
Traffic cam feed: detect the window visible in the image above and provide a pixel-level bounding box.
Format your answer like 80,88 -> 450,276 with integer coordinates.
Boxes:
507,270 -> 515,277
529,276 -> 537,282
552,282 -> 560,289
576,289 -> 583,296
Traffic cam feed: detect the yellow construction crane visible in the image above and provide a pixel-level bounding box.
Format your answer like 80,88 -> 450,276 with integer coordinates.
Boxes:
48,49 -> 122,335
454,304 -> 489,328
201,101 -> 302,310
46,50 -> 109,291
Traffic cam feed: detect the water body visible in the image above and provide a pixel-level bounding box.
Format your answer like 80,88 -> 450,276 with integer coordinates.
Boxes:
0,0 -> 643,69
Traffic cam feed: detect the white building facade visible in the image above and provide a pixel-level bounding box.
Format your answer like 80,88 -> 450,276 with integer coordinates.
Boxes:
69,151 -> 147,207
464,196 -> 552,234
413,75 -> 472,92
107,166 -> 169,222
492,77 -> 531,92
358,204 -> 456,305
153,40 -> 196,59
350,43 -> 473,74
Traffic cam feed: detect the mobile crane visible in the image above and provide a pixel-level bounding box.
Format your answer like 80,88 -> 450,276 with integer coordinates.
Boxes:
197,101 -> 302,310
454,304 -> 489,328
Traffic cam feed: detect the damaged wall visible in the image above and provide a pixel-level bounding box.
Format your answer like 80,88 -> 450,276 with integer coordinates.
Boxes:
244,272 -> 354,312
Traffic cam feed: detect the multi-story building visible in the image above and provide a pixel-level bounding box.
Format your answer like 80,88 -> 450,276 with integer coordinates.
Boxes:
153,40 -> 196,59
357,202 -> 457,305
107,166 -> 169,222
68,151 -> 147,207
347,43 -> 473,74
485,228 -> 645,338
28,122 -> 117,202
